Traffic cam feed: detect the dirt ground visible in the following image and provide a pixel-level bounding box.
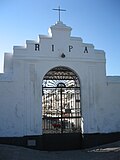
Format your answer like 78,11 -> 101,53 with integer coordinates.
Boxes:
0,141 -> 120,160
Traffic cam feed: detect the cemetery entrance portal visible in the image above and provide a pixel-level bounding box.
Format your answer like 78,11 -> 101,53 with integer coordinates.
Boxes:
42,67 -> 82,150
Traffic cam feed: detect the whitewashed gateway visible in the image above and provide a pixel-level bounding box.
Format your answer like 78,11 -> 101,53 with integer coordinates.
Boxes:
0,21 -> 120,149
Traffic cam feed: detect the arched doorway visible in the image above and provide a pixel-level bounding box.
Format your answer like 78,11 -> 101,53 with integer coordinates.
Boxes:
42,66 -> 83,150
42,66 -> 82,134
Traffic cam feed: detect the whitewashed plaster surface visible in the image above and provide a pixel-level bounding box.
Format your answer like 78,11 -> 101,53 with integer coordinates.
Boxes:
0,21 -> 120,137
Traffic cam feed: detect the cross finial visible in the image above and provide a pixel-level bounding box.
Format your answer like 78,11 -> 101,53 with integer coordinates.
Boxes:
53,6 -> 66,22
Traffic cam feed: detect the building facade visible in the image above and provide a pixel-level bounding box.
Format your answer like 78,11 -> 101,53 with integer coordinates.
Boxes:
0,21 -> 120,149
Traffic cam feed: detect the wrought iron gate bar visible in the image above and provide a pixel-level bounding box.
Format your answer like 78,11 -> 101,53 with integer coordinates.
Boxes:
43,116 -> 81,119
44,76 -> 78,81
43,87 -> 80,89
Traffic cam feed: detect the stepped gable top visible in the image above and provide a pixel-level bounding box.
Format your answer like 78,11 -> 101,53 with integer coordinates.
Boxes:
50,21 -> 72,31
13,20 -> 105,59
48,21 -> 72,37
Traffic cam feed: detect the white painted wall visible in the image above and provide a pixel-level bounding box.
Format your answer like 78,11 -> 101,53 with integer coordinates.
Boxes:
98,76 -> 120,133
0,21 -> 120,137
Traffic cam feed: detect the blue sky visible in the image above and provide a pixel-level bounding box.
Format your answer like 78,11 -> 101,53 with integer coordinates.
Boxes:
0,0 -> 120,75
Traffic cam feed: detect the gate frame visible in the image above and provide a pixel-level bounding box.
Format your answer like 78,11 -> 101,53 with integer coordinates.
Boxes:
42,66 -> 83,135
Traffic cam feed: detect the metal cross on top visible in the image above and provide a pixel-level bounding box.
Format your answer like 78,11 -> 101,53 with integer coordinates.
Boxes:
53,6 -> 66,22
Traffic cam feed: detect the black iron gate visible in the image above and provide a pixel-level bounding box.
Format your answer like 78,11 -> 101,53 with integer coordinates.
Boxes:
42,83 -> 81,134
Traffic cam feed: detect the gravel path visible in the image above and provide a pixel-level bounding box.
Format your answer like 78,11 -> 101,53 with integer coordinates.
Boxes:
0,141 -> 120,160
